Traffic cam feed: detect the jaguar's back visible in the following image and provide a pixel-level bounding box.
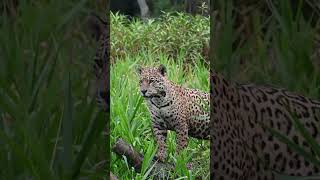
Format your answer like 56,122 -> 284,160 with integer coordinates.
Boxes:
210,69 -> 320,179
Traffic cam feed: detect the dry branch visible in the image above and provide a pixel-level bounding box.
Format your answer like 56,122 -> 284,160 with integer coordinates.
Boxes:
112,138 -> 144,172
112,138 -> 175,178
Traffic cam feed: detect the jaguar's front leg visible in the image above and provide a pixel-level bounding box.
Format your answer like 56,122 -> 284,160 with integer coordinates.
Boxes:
152,120 -> 167,162
175,117 -> 191,169
176,117 -> 189,154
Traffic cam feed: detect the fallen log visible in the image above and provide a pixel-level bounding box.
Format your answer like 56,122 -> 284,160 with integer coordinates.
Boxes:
112,138 -> 174,178
112,138 -> 144,172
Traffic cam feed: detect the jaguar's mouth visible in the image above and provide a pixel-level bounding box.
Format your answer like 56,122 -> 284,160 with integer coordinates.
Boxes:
142,94 -> 161,98
141,91 -> 166,98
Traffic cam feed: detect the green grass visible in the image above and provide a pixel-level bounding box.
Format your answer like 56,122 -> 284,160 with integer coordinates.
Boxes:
0,1 -> 108,179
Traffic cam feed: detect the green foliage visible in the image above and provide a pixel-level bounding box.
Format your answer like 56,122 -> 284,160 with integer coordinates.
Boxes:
213,0 -> 320,97
0,1 -> 107,179
111,12 -> 209,65
151,0 -> 186,16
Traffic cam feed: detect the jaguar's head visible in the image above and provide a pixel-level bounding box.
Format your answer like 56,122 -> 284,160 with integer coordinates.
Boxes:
137,64 -> 167,98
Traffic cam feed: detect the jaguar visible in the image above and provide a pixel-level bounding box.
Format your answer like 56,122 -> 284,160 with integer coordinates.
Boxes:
137,64 -> 210,162
210,68 -> 320,179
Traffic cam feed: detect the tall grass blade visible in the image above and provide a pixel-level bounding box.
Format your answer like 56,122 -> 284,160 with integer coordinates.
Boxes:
27,38 -> 55,113
263,124 -> 320,168
72,111 -> 105,179
287,110 -> 320,159
56,0 -> 88,31
0,88 -> 21,121
62,71 -> 73,178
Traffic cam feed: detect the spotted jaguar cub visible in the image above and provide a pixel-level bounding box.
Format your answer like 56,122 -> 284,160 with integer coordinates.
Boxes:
137,64 -> 209,162
210,68 -> 320,179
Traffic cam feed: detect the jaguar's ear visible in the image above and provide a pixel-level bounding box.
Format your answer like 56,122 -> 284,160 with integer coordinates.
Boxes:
136,65 -> 143,75
158,64 -> 166,76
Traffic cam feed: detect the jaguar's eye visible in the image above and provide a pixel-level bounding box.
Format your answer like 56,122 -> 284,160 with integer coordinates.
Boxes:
149,78 -> 155,83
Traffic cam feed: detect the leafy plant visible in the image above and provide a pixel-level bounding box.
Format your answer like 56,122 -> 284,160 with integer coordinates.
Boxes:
0,0 -> 107,179
111,12 -> 209,65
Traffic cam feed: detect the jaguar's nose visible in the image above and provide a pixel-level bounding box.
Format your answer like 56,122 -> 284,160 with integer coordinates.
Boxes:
141,90 -> 147,95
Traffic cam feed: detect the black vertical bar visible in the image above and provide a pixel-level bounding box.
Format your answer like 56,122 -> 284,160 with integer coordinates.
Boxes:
209,0 -> 215,178
105,0 -> 111,178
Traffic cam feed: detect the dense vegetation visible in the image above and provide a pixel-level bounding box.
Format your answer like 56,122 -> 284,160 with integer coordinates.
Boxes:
111,12 -> 209,64
110,13 -> 210,179
0,1 -> 107,179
